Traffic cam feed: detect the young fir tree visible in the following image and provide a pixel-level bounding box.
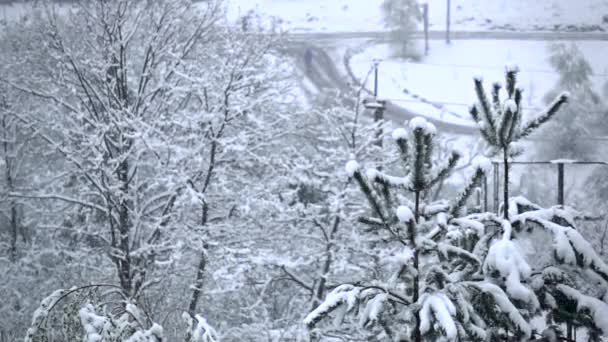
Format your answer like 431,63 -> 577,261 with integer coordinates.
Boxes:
468,65 -> 569,219
303,117 -> 608,340
303,117 -> 542,341
535,43 -> 604,160
468,67 -> 608,340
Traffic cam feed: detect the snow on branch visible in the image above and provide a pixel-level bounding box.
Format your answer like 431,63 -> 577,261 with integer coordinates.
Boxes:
449,165 -> 485,217
345,160 -> 360,177
472,78 -> 498,143
366,168 -> 411,189
124,324 -> 164,342
483,221 -> 539,307
555,284 -> 608,335
427,150 -> 461,189
183,312 -> 220,342
359,293 -> 388,328
515,215 -> 608,281
418,292 -> 458,341
79,304 -> 110,342
462,282 -> 531,339
304,285 -> 360,329
517,91 -> 569,139
408,117 -> 435,135
396,205 -> 414,223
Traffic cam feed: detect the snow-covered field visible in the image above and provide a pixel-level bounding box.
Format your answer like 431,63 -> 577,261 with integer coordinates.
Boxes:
227,0 -> 608,32
349,39 -> 608,126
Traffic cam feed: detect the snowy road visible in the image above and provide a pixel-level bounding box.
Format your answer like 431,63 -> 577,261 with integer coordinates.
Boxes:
287,30 -> 607,136
288,30 -> 608,42
288,42 -> 477,135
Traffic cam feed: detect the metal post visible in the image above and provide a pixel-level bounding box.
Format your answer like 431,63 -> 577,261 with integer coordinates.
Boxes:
423,3 -> 429,55
557,163 -> 565,206
373,60 -> 379,97
483,174 -> 488,212
493,162 -> 499,214
446,0 -> 451,44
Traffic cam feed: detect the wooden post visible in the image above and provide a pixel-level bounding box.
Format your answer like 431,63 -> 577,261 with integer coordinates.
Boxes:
557,163 -> 565,206
446,0 -> 451,44
373,60 -> 379,97
363,60 -> 385,164
493,162 -> 499,214
483,174 -> 488,212
422,3 -> 429,55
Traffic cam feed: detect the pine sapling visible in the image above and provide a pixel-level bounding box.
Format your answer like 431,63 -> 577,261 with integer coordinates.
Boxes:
469,65 -> 569,219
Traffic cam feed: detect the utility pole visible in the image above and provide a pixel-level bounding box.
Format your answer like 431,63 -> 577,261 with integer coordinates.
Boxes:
557,162 -> 565,206
363,60 -> 386,161
373,59 -> 379,98
422,3 -> 429,55
446,0 -> 451,44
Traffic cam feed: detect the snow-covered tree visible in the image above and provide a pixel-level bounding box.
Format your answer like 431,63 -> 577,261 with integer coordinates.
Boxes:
535,43 -> 605,160
303,117 -> 524,341
305,115 -> 608,341
468,66 -> 569,218
469,67 -> 608,340
380,0 -> 421,58
1,1 -> 294,339
22,284 -> 219,342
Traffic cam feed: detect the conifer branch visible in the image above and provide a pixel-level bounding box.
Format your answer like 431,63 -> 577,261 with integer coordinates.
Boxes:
473,77 -> 497,138
427,150 -> 460,189
423,132 -> 434,169
450,168 -> 485,217
498,103 -> 514,147
505,67 -> 518,98
412,128 -> 427,191
395,137 -> 409,166
352,171 -> 390,226
491,82 -> 501,110
517,92 -> 569,139
469,104 -> 496,145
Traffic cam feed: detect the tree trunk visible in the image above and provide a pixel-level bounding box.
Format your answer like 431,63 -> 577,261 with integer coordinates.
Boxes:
117,159 -> 133,296
503,148 -> 509,220
188,201 -> 209,315
311,216 -> 340,310
2,117 -> 18,262
413,190 -> 421,342
188,248 -> 207,316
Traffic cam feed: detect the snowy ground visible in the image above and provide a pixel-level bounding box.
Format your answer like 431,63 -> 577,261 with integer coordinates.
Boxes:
226,0 -> 608,33
349,39 -> 608,126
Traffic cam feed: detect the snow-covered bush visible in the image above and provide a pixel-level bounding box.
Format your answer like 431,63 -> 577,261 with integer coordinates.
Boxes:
24,285 -> 219,342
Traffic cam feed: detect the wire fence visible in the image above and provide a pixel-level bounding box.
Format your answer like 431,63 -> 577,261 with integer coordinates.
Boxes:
484,160 -> 608,215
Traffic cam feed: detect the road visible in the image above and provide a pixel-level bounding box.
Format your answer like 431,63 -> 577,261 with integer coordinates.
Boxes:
287,29 -> 607,135
288,30 -> 608,42
288,41 -> 478,135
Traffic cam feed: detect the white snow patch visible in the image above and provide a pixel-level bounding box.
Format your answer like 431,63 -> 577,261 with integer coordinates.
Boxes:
392,127 -> 408,140
472,156 -> 493,174
505,63 -> 520,73
366,168 -> 379,180
396,205 -> 414,223
550,159 -> 577,164
484,223 -> 539,307
556,284 -> 608,335
345,160 -> 359,177
409,117 -> 429,131
418,293 -> 458,341
503,99 -> 517,113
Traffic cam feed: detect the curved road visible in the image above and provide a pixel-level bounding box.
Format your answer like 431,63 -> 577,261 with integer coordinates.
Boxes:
287,30 -> 607,136
289,42 -> 477,135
